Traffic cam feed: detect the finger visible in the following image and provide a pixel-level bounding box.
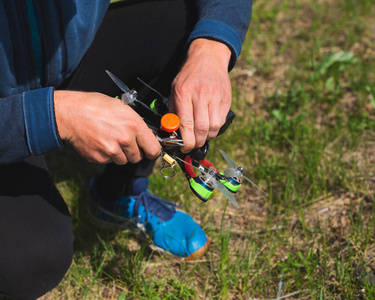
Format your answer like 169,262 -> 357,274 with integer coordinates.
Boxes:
221,94 -> 232,123
175,97 -> 196,153
103,143 -> 129,165
209,89 -> 232,140
193,99 -> 209,147
111,150 -> 128,165
120,106 -> 160,160
86,152 -> 113,165
136,127 -> 161,160
121,138 -> 145,164
127,148 -> 143,164
207,101 -> 223,140
115,127 -> 143,163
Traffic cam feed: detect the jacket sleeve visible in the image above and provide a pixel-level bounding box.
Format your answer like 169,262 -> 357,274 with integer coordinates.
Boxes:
188,0 -> 252,70
0,87 -> 63,164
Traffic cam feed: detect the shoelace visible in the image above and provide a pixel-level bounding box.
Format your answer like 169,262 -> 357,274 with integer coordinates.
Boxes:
133,191 -> 182,224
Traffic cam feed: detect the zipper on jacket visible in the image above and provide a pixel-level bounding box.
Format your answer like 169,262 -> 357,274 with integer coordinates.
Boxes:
55,0 -> 67,76
25,0 -> 43,84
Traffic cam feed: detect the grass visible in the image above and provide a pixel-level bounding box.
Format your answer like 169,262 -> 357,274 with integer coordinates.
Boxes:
43,0 -> 375,299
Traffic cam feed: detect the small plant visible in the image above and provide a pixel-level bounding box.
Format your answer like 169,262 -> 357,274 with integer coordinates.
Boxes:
313,50 -> 357,94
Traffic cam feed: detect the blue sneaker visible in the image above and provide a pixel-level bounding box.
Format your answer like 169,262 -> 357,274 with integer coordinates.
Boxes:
89,176 -> 210,260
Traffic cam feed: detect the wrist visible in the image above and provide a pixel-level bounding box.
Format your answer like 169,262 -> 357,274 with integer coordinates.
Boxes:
187,38 -> 232,69
54,90 -> 73,141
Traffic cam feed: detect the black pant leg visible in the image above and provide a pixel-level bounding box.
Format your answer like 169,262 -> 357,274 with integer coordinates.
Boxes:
61,0 -> 197,200
0,156 -> 74,300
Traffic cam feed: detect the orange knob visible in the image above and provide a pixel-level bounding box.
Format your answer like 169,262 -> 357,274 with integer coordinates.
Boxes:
161,113 -> 180,133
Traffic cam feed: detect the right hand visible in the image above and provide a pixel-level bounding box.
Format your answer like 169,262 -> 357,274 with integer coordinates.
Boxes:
54,90 -> 161,165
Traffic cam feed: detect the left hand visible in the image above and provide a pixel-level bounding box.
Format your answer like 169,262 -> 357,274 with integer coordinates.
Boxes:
170,38 -> 232,153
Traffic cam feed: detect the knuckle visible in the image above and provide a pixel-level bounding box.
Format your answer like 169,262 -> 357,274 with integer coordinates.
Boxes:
174,85 -> 191,100
148,144 -> 161,158
128,153 -> 143,164
180,119 -> 194,130
106,145 -> 119,157
197,86 -> 210,98
194,120 -> 209,134
125,119 -> 138,131
209,120 -> 223,132
207,130 -> 219,141
116,158 -> 128,165
119,135 -> 133,147
96,156 -> 110,164
129,157 -> 141,164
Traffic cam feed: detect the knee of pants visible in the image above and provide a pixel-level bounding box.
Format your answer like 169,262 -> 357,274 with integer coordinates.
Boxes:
0,236 -> 74,300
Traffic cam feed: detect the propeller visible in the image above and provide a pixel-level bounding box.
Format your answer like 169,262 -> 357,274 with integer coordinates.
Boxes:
219,150 -> 267,196
199,166 -> 240,208
105,70 -> 137,105
105,70 -> 130,93
106,70 -> 162,117
174,156 -> 240,208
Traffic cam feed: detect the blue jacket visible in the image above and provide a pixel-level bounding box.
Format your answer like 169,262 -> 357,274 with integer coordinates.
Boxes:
0,0 -> 252,164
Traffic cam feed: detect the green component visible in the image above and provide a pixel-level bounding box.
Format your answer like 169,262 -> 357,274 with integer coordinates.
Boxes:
189,178 -> 213,201
150,99 -> 158,113
219,173 -> 241,193
115,96 -> 120,99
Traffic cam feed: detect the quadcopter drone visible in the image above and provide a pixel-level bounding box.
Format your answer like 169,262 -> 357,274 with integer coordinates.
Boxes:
106,70 -> 266,208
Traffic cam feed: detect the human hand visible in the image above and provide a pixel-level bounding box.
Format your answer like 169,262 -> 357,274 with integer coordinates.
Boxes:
170,38 -> 232,153
54,90 -> 161,164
